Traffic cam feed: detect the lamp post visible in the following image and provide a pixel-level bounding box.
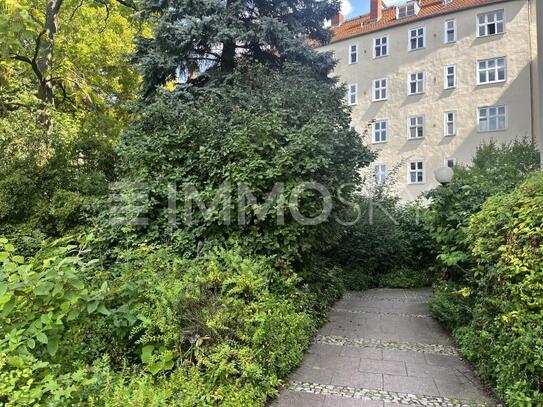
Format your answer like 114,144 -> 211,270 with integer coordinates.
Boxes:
434,166 -> 454,187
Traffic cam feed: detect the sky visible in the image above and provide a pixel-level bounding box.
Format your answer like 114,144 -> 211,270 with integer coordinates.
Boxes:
342,0 -> 407,20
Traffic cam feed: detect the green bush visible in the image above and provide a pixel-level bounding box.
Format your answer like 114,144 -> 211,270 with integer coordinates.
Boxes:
432,172 -> 543,405
334,197 -> 436,290
379,268 -> 434,289
104,63 -> 374,269
0,236 -> 107,405
425,140 -> 540,281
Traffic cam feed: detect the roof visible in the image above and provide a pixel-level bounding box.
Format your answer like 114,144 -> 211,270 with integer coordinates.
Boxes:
329,0 -> 510,43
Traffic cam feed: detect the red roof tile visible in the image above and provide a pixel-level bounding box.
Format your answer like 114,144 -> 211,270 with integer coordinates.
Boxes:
330,0 -> 510,43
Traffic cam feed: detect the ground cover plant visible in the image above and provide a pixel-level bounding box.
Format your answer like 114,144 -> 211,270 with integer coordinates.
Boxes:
427,141 -> 543,405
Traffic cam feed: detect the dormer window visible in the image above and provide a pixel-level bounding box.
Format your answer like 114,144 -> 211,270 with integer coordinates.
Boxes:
397,2 -> 419,19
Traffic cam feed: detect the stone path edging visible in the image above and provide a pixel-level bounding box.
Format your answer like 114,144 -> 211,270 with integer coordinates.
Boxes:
287,381 -> 489,407
314,335 -> 459,356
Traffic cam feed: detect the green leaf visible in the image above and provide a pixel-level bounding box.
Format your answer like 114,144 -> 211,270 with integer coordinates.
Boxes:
97,303 -> 110,316
26,338 -> 36,349
12,255 -> 24,264
149,362 -> 163,375
141,345 -> 154,363
36,332 -> 48,344
47,337 -> 59,356
86,301 -> 99,314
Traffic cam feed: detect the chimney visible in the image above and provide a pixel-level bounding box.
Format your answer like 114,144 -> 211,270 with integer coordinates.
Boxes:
370,0 -> 383,22
331,14 -> 345,27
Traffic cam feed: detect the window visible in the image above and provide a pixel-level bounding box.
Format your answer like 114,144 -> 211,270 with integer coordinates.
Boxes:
373,36 -> 389,58
373,78 -> 388,101
349,44 -> 358,64
397,2 -> 418,19
347,83 -> 357,106
372,120 -> 388,143
408,161 -> 425,184
478,105 -> 507,131
445,19 -> 457,43
444,158 -> 457,168
478,57 -> 506,84
478,10 -> 505,37
408,72 -> 425,95
374,164 -> 388,185
409,27 -> 425,50
408,115 -> 425,139
444,111 -> 457,136
444,65 -> 456,89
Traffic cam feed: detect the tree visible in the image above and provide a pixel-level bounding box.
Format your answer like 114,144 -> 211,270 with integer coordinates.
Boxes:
0,0 -> 141,126
135,0 -> 340,96
0,0 -> 142,236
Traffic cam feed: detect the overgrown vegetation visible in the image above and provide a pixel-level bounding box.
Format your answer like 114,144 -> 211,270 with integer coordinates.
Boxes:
2,0 -> 542,404
427,141 -> 543,405
334,196 -> 436,290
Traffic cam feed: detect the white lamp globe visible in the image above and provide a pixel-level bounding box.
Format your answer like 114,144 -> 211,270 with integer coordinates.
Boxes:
434,166 -> 454,186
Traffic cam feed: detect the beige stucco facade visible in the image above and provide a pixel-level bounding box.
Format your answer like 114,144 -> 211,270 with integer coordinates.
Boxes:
319,0 -> 540,200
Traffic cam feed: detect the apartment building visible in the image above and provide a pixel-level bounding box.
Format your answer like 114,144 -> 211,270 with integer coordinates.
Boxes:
318,0 -> 542,200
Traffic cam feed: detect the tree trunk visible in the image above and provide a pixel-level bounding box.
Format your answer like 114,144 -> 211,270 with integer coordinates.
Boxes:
38,0 -> 62,106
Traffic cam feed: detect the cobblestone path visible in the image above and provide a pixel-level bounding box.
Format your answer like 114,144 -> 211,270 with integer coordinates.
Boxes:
272,288 -> 496,407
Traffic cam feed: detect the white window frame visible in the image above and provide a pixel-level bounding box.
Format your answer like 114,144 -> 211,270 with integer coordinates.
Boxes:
408,115 -> 425,139
373,35 -> 389,58
373,78 -> 388,101
444,158 -> 457,168
477,10 -> 505,37
374,164 -> 388,185
444,19 -> 457,43
372,119 -> 388,144
347,83 -> 358,106
408,72 -> 425,95
408,27 -> 426,51
408,160 -> 425,184
478,105 -> 508,132
444,111 -> 457,136
477,57 -> 507,85
349,44 -> 358,64
444,64 -> 457,89
397,2 -> 418,19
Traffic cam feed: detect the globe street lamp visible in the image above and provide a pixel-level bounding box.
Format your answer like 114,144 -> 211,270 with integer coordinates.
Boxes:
434,166 -> 454,187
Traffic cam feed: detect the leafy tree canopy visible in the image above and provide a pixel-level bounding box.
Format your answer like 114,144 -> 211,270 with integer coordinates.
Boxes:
135,0 -> 340,96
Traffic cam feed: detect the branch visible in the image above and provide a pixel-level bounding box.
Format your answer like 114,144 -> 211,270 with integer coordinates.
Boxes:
112,0 -> 139,11
68,0 -> 84,21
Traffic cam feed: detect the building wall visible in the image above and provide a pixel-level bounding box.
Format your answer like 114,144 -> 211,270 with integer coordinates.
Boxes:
530,0 -> 543,161
320,0 -> 534,200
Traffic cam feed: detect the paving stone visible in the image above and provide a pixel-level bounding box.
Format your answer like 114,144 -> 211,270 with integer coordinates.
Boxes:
383,374 -> 440,396
359,359 -> 407,376
324,395 -> 384,406
272,389 -> 325,407
382,349 -> 428,364
434,377 -> 491,402
405,361 -> 459,378
332,370 -> 383,389
308,343 -> 343,357
341,346 -> 383,360
424,354 -> 472,372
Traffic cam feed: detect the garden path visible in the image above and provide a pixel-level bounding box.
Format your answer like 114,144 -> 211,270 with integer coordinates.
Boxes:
272,288 -> 496,407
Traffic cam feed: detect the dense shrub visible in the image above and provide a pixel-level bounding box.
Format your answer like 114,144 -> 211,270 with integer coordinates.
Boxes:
104,63 -> 374,269
334,196 -> 436,290
432,172 -> 543,405
425,140 -> 540,281
0,236 -> 107,405
0,236 -> 326,406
